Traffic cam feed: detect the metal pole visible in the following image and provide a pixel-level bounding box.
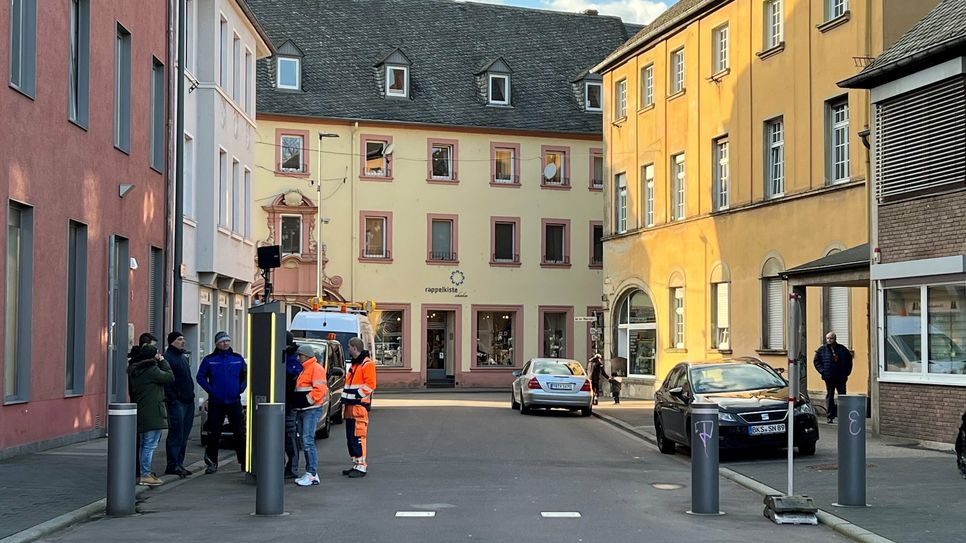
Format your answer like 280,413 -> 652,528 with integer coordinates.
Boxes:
172,0 -> 186,330
316,140 -> 322,301
835,394 -> 867,507
255,402 -> 285,515
689,402 -> 720,515
786,292 -> 801,495
107,403 -> 137,516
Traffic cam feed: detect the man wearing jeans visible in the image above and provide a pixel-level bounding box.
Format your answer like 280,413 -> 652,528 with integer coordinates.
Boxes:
197,331 -> 247,474
291,344 -> 329,487
163,332 -> 195,477
128,344 -> 174,486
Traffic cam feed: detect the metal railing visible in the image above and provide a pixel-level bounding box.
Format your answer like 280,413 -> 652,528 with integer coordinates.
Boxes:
543,255 -> 570,265
428,250 -> 458,261
492,253 -> 520,263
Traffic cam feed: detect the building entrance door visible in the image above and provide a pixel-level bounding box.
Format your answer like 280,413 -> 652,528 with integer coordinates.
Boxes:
426,310 -> 455,387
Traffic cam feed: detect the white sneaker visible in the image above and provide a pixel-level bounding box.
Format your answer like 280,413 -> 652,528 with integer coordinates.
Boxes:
295,472 -> 320,486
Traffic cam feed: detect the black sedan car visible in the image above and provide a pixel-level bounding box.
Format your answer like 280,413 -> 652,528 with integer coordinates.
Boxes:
654,358 -> 819,455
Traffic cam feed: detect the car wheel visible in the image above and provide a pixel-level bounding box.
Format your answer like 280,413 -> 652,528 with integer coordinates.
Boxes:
797,441 -> 817,456
316,405 -> 332,439
655,415 -> 676,454
511,390 -> 520,410
580,406 -> 592,417
520,396 -> 531,415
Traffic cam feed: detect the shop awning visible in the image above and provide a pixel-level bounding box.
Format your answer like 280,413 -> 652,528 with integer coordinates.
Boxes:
781,243 -> 869,287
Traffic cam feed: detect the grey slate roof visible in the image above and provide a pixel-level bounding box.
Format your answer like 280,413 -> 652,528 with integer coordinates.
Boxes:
782,244 -> 869,278
248,0 -> 636,134
840,0 -> 966,88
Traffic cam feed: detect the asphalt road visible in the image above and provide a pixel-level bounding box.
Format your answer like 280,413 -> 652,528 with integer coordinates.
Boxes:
42,393 -> 846,543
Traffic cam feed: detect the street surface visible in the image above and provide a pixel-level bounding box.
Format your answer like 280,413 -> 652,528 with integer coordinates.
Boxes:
41,393 -> 845,543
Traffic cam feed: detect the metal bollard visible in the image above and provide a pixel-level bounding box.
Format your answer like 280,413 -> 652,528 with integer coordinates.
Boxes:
835,394 -> 867,507
107,403 -> 137,516
254,403 -> 285,516
689,402 -> 721,515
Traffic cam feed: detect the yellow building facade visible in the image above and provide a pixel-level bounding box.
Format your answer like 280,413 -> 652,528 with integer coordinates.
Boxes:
252,117 -> 606,388
595,0 -> 938,399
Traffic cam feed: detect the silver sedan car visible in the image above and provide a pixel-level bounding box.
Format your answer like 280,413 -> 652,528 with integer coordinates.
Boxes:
511,358 -> 593,416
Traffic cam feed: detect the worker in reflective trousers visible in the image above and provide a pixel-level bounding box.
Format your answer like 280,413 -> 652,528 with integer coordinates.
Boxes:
342,337 -> 377,478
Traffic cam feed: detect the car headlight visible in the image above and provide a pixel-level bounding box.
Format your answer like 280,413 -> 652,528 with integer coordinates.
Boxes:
718,412 -> 737,422
795,403 -> 814,415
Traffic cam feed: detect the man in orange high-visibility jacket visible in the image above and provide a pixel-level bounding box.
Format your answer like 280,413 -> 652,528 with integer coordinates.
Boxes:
342,337 -> 376,478
291,343 -> 329,486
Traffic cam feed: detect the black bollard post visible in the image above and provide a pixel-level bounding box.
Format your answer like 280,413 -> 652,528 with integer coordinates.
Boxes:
107,403 -> 137,516
255,402 -> 285,516
835,394 -> 867,507
689,402 -> 721,515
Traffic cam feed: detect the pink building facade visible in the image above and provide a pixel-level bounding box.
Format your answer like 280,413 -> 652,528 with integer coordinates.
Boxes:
1,1 -> 168,455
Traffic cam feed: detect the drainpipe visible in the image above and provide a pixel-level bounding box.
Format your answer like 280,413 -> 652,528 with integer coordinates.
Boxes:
172,0 -> 185,330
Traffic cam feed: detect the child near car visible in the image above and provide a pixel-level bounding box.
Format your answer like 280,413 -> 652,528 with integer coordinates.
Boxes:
609,372 -> 623,404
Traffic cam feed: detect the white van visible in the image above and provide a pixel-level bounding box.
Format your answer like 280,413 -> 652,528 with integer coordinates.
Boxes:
885,316 -> 966,374
290,310 -> 376,366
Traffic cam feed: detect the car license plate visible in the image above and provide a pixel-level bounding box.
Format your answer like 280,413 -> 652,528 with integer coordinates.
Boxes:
548,382 -> 572,391
749,423 -> 786,435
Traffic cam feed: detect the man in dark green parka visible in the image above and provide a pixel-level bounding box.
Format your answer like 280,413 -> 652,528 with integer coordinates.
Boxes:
128,344 -> 174,486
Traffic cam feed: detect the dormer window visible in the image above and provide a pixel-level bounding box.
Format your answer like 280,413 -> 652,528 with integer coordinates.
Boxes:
386,65 -> 408,98
277,57 -> 300,90
489,74 -> 509,105
585,81 -> 602,111
275,40 -> 305,91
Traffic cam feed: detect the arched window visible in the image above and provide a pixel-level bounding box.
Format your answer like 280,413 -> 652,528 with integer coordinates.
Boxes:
613,289 -> 657,377
761,257 -> 785,349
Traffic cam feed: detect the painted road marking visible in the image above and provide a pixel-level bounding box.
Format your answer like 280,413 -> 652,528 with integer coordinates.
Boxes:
395,511 -> 436,518
540,512 -> 581,518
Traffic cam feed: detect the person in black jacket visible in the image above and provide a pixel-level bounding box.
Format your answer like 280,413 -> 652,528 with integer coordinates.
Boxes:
813,331 -> 853,424
283,333 -> 303,479
956,411 -> 966,479
163,331 -> 195,478
588,354 -> 609,405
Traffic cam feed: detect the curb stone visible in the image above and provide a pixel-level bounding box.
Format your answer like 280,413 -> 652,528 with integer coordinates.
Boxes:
591,410 -> 897,543
0,458 -> 210,543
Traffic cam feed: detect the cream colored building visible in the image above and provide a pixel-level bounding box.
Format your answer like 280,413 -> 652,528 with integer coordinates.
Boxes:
593,0 -> 938,400
247,0 -> 639,387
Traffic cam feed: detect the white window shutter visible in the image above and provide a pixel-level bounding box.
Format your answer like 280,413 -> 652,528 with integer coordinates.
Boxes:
717,283 -> 730,328
765,278 -> 785,349
828,286 -> 850,349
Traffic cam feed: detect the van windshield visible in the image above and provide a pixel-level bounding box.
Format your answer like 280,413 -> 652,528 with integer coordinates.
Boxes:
293,330 -> 356,363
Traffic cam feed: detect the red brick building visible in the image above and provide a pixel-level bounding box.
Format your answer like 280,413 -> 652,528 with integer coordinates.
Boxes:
1,1 -> 168,455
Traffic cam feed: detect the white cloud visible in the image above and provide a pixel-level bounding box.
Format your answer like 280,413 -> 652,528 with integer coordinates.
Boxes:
540,0 -> 670,24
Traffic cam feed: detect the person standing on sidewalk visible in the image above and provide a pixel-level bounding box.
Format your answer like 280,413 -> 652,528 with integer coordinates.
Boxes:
588,354 -> 609,406
128,344 -> 174,486
196,331 -> 247,474
163,331 -> 195,478
290,344 -> 329,487
342,337 -> 376,478
813,331 -> 853,424
956,410 -> 966,479
283,332 -> 303,479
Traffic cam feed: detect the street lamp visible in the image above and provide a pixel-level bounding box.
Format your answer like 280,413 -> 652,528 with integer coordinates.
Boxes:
316,132 -> 340,301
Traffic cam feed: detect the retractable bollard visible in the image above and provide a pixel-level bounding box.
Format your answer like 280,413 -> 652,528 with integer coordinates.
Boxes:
107,403 -> 137,516
689,402 -> 721,515
835,394 -> 867,507
254,403 -> 285,516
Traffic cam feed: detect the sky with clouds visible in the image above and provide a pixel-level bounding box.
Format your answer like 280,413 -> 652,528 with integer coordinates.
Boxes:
476,0 -> 677,25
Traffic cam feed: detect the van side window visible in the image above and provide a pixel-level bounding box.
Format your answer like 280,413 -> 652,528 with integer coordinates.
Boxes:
331,345 -> 345,370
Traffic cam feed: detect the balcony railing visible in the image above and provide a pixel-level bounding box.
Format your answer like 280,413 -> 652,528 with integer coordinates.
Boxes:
543,255 -> 570,265
492,253 -> 520,264
492,174 -> 520,184
543,177 -> 570,187
591,178 -> 604,189
362,248 -> 391,259
428,250 -> 458,261
590,255 -> 603,266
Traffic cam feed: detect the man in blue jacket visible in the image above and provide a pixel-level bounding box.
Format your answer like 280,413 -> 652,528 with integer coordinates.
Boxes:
197,331 -> 247,474
813,331 -> 853,424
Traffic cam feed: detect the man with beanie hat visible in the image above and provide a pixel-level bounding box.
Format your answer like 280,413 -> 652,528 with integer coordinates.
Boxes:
196,331 -> 247,474
283,332 -> 302,479
128,344 -> 174,486
163,331 -> 195,477
291,343 -> 329,487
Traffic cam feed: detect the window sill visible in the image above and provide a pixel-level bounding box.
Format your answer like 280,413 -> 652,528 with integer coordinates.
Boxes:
667,89 -> 686,101
183,217 -> 198,228
486,102 -> 513,108
707,67 -> 731,82
427,178 -> 459,185
360,175 -> 394,182
540,183 -> 572,191
276,170 -> 310,178
8,83 -> 35,101
665,348 -> 688,353
243,239 -> 255,247
817,11 -> 850,33
589,263 -> 603,270
586,108 -> 603,114
64,392 -> 84,399
612,116 -> 628,126
711,206 -> 730,214
150,164 -> 164,175
638,103 -> 655,114
710,349 -> 733,355
275,86 -> 301,93
426,259 -> 459,266
490,260 -> 521,268
756,349 -> 787,356
3,398 -> 29,406
490,180 -> 521,188
114,145 -> 130,156
589,185 -> 603,192
217,226 -> 232,236
68,117 -> 89,132
230,233 -> 243,242
757,42 -> 786,60
540,262 -> 572,269
359,257 -> 393,264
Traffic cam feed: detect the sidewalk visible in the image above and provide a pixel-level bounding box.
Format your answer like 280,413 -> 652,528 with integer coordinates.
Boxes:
593,400 -> 966,543
0,423 -> 206,543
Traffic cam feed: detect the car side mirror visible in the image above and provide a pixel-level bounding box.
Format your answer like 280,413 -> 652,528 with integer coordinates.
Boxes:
669,386 -> 683,396
512,370 -> 522,377
328,367 -> 345,378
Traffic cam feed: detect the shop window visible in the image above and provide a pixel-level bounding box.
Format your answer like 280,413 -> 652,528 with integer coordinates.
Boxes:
374,308 -> 405,367
883,285 -> 966,376
476,310 -> 517,366
615,289 -> 657,377
540,308 -> 572,358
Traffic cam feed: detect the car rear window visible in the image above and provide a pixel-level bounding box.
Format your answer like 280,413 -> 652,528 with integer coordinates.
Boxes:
689,364 -> 784,393
532,360 -> 586,376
